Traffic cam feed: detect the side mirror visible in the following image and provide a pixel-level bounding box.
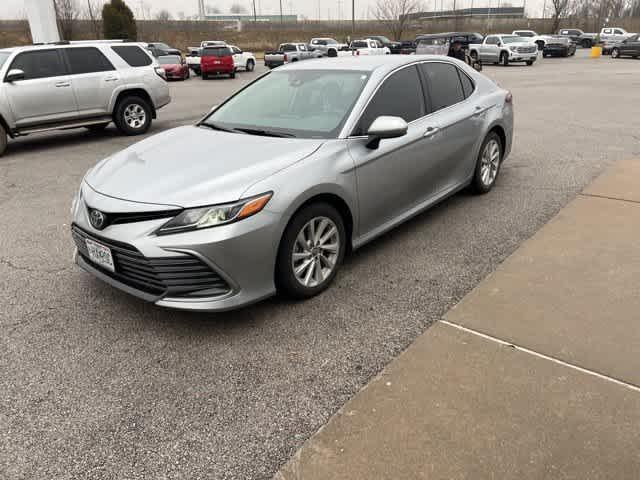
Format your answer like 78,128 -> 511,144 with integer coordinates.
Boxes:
5,69 -> 25,82
366,116 -> 408,149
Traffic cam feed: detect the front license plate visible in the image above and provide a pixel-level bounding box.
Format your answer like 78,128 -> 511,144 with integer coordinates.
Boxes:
85,238 -> 115,272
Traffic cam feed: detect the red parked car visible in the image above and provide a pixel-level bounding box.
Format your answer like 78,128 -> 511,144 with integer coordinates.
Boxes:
157,54 -> 190,80
201,46 -> 236,79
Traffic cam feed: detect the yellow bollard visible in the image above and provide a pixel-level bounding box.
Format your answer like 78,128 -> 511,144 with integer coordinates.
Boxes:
590,46 -> 602,58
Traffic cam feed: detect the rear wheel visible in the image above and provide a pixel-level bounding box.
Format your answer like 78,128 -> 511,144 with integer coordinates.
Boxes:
526,60 -> 535,65
275,203 -> 346,299
471,132 -> 503,194
184,68 -> 190,79
246,59 -> 255,71
611,47 -> 620,58
113,96 -> 152,136
0,124 -> 7,157
327,49 -> 337,58
500,52 -> 509,66
230,69 -> 236,79
470,51 -> 478,62
582,39 -> 592,48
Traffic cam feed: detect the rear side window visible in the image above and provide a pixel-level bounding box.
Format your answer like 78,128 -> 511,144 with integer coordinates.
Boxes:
458,70 -> 475,98
420,62 -> 465,111
356,65 -> 425,135
485,36 -> 499,45
65,47 -> 114,74
9,49 -> 67,80
203,47 -> 232,57
111,46 -> 152,67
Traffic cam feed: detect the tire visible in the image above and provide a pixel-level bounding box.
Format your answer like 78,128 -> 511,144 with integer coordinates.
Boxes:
500,52 -> 509,66
471,132 -> 503,194
275,203 -> 346,300
230,70 -> 236,79
611,48 -> 620,58
470,51 -> 478,62
202,72 -> 208,80
185,69 -> 190,79
327,49 -> 337,58
582,39 -> 592,48
113,96 -> 152,136
246,59 -> 255,71
85,122 -> 110,132
0,124 -> 7,157
526,60 -> 534,65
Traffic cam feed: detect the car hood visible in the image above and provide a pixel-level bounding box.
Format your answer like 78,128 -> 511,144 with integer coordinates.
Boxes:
85,125 -> 324,208
507,41 -> 538,47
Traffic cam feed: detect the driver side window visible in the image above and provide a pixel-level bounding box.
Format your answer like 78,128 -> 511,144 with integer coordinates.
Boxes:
486,36 -> 498,45
354,66 -> 425,136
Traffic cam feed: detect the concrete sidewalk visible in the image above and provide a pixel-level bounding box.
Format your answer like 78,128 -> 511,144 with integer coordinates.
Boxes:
275,160 -> 640,480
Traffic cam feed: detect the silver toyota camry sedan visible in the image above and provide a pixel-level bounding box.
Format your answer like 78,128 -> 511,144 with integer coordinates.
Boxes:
71,55 -> 513,311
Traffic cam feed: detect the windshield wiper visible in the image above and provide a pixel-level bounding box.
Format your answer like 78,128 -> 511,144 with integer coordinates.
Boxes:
232,127 -> 296,138
200,122 -> 236,133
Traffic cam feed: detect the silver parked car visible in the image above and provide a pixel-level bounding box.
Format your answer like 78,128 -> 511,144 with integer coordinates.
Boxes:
0,42 -> 171,156
71,56 -> 513,312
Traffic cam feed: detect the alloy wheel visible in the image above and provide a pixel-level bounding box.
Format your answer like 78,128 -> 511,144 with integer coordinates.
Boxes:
291,216 -> 340,288
124,104 -> 146,130
480,139 -> 501,186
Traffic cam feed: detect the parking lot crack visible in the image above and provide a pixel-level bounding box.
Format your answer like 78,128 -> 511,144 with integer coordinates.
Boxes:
0,257 -> 71,275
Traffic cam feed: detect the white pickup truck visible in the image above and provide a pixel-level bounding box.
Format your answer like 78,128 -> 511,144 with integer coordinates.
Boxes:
599,27 -> 636,54
349,39 -> 391,55
469,34 -> 537,66
512,30 -> 554,50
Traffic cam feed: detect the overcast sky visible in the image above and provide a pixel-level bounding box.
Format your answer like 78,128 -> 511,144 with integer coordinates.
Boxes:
1,0 -> 544,21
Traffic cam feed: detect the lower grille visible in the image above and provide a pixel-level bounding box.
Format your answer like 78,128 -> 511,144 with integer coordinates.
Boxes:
517,46 -> 537,53
72,225 -> 231,298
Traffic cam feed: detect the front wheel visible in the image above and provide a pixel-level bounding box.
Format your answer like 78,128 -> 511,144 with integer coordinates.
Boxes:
113,96 -> 152,136
471,132 -> 503,194
275,203 -> 346,299
611,48 -> 620,58
526,60 -> 534,65
470,51 -> 478,61
246,59 -> 255,71
500,52 -> 509,66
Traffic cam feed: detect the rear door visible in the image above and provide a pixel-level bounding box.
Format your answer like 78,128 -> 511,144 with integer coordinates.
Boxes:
63,47 -> 120,117
419,61 -> 482,192
5,48 -> 78,127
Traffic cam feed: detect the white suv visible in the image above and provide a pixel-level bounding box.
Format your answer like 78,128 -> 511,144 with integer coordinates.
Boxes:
0,42 -> 171,156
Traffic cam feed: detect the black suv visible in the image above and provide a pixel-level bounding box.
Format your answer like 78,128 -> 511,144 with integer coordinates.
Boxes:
366,36 -> 403,54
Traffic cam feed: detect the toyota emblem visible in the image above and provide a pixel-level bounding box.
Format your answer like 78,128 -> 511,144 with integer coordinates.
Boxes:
89,209 -> 107,230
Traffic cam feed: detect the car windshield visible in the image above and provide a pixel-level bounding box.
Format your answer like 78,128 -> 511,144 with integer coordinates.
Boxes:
153,43 -> 171,50
0,52 -> 10,70
502,36 -> 524,44
325,39 -> 338,44
158,55 -> 181,64
419,37 -> 447,46
375,36 -> 391,43
203,69 -> 371,139
203,47 -> 231,56
515,31 -> 534,37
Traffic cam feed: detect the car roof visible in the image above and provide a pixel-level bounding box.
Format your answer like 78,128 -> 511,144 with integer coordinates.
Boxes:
416,32 -> 479,39
277,55 -> 458,74
1,42 -> 145,54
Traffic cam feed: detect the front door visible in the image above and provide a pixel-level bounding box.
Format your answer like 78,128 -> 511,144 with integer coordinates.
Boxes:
5,49 -> 78,127
349,65 -> 439,237
481,36 -> 501,62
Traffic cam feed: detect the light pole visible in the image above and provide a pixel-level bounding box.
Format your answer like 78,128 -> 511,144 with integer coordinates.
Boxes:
352,0 -> 355,33
280,0 -> 283,23
253,0 -> 257,21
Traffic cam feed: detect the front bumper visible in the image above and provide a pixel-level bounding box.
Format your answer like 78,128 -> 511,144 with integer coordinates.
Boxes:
72,186 -> 281,312
508,51 -> 537,62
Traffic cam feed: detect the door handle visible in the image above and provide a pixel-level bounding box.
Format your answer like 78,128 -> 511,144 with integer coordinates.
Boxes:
472,105 -> 490,116
423,126 -> 440,138
55,82 -> 70,87
104,76 -> 119,82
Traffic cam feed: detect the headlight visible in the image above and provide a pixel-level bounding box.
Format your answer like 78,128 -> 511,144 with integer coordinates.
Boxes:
509,46 -> 518,52
157,192 -> 272,235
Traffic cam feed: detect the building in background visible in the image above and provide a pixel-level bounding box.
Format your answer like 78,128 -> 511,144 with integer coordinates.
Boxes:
404,7 -> 526,21
204,13 -> 298,22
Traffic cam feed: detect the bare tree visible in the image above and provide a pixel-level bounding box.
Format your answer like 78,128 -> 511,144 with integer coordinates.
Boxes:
155,9 -> 172,21
55,0 -> 81,40
83,0 -> 104,38
550,0 -> 572,32
230,3 -> 248,14
372,0 -> 421,40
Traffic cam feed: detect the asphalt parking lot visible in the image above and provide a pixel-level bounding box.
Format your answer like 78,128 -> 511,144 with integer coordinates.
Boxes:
2,50 -> 640,480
